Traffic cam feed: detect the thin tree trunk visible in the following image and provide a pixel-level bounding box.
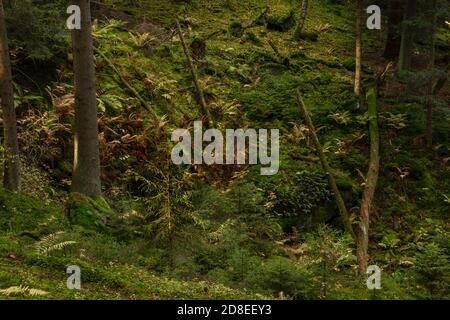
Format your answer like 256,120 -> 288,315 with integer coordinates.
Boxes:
0,0 -> 20,191
383,0 -> 403,59
398,0 -> 417,73
295,89 -> 356,240
176,19 -> 212,128
71,0 -> 101,196
426,0 -> 437,148
297,0 -> 309,34
357,87 -> 380,274
354,0 -> 363,98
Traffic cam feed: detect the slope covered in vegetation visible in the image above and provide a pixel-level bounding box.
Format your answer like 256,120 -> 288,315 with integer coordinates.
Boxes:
0,0 -> 448,300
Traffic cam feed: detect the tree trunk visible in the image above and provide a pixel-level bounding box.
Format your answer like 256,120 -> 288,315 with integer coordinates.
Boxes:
398,0 -> 417,73
71,0 -> 101,196
426,0 -> 437,148
354,0 -> 364,98
357,87 -> 380,274
295,89 -> 356,241
383,0 -> 403,59
176,19 -> 212,128
0,0 -> 20,191
297,0 -> 309,34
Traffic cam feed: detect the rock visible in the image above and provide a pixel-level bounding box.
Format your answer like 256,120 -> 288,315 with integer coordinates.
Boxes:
266,7 -> 296,32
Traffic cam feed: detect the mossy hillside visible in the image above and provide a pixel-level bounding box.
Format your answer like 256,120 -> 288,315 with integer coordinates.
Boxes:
2,0 -> 448,299
0,191 -> 266,300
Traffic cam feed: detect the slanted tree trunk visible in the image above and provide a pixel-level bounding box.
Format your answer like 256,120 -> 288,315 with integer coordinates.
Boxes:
71,0 -> 101,196
295,89 -> 356,241
383,0 -> 403,59
0,0 -> 20,191
176,19 -> 212,128
426,0 -> 437,148
354,0 -> 364,98
398,0 -> 417,73
357,87 -> 380,274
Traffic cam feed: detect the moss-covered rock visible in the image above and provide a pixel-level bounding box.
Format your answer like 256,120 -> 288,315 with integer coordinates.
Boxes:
67,193 -> 116,232
265,7 -> 296,32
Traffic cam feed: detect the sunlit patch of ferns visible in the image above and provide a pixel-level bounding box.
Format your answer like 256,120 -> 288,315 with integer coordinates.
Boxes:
128,31 -> 156,48
144,74 -> 178,102
35,232 -> 77,256
287,122 -> 311,146
0,285 -> 48,297
92,19 -> 126,39
328,111 -> 352,125
380,112 -> 407,130
314,23 -> 333,33
210,99 -> 241,118
18,109 -> 71,165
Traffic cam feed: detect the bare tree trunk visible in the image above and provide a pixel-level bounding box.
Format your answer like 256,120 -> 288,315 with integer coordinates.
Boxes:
354,0 -> 363,98
176,19 -> 212,128
398,0 -> 417,73
297,0 -> 309,34
0,0 -> 20,191
295,89 -> 356,241
426,0 -> 437,148
71,0 -> 101,196
357,87 -> 380,274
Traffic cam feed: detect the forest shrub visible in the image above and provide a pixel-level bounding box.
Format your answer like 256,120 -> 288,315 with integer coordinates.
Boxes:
414,243 -> 450,299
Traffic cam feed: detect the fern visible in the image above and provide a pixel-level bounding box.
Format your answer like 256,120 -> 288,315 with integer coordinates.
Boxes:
0,285 -> 48,297
35,231 -> 77,255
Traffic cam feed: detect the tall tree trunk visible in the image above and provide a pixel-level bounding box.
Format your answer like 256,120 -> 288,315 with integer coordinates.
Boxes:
357,87 -> 380,274
383,0 -> 403,59
398,0 -> 417,73
426,0 -> 437,148
354,0 -> 364,98
0,0 -> 20,191
71,0 -> 101,196
295,89 -> 356,241
297,0 -> 309,34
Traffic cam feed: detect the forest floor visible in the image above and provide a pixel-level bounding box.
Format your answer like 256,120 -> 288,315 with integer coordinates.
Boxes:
0,0 -> 449,299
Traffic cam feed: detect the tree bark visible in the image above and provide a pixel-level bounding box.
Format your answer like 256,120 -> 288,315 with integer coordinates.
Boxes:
176,19 -> 212,128
295,89 -> 356,241
426,0 -> 437,148
383,0 -> 403,59
297,0 -> 309,34
71,0 -> 101,196
0,0 -> 20,191
357,87 -> 380,274
398,0 -> 417,73
354,0 -> 364,98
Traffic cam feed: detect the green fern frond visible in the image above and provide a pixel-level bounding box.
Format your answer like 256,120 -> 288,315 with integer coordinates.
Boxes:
35,231 -> 77,255
0,285 -> 48,297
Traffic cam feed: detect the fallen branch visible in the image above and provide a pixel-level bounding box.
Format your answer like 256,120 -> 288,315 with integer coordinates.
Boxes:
295,89 -> 356,240
268,39 -> 290,67
176,19 -> 213,128
95,48 -> 159,121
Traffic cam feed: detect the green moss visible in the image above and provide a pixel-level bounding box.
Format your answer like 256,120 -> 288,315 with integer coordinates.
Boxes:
265,6 -> 296,32
67,193 -> 116,232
